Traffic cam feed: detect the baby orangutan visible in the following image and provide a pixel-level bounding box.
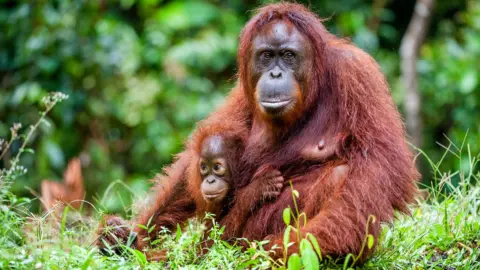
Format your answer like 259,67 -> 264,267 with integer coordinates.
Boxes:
139,131 -> 285,261
97,127 -> 284,260
192,134 -> 284,212
187,131 -> 285,247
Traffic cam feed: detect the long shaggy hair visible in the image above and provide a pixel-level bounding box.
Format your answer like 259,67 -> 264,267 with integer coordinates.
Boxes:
230,2 -> 420,260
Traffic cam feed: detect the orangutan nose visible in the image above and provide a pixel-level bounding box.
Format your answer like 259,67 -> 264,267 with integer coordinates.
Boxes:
270,67 -> 282,79
206,177 -> 216,184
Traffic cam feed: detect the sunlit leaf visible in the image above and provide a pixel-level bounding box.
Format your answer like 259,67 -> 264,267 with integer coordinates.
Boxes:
284,226 -> 292,251
367,234 -> 375,249
176,223 -> 182,241
300,239 -> 313,254
301,248 -> 319,270
283,207 -> 291,225
287,253 -> 302,270
307,234 -> 322,260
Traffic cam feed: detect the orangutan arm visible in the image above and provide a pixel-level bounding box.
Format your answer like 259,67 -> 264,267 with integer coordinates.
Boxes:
266,155 -> 416,263
219,165 -> 284,241
97,85 -> 252,254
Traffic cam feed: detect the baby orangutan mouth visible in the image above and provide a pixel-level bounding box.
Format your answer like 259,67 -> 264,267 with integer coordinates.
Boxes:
202,189 -> 228,202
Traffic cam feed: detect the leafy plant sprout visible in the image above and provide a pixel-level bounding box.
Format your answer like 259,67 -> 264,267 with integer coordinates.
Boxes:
273,181 -> 377,270
0,92 -> 68,198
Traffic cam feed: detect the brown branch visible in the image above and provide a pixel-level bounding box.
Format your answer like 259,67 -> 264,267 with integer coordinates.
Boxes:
400,0 -> 436,148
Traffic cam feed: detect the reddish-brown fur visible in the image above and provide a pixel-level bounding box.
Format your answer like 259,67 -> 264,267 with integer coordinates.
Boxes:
186,121 -> 249,218
127,88 -> 253,251
97,3 -> 419,262
186,123 -> 285,254
41,158 -> 85,212
228,3 -> 419,260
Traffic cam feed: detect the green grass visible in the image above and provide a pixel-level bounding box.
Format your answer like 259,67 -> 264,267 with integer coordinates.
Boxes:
1,154 -> 479,269
0,95 -> 478,269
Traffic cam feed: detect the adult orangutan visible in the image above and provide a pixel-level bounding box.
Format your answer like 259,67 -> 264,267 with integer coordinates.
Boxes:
97,3 -> 419,262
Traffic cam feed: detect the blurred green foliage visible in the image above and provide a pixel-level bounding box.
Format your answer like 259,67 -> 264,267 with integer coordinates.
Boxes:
0,0 -> 478,213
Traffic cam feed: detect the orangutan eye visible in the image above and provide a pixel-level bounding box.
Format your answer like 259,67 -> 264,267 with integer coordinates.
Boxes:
283,50 -> 295,60
200,163 -> 208,172
261,50 -> 274,59
213,163 -> 225,176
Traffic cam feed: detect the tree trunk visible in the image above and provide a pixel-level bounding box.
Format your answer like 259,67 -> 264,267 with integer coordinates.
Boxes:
399,0 -> 436,148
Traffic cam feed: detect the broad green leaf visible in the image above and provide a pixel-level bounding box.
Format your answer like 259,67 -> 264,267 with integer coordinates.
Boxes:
125,246 -> 147,267
301,248 -> 319,270
148,224 -> 156,233
300,239 -> 313,254
132,249 -> 147,267
22,148 -> 35,154
283,207 -> 291,225
151,239 -> 162,246
284,226 -> 292,251
454,213 -> 463,227
367,234 -> 375,249
137,224 -> 148,230
307,233 -> 322,260
287,253 -> 302,270
433,223 -> 446,236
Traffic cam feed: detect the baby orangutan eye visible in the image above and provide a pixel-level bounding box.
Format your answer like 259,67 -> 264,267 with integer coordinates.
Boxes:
213,164 -> 226,176
200,162 -> 208,173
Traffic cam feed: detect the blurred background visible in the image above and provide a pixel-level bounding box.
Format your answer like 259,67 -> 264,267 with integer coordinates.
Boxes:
0,0 -> 479,214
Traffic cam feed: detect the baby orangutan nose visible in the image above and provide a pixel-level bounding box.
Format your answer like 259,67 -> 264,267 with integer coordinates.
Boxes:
206,177 -> 216,184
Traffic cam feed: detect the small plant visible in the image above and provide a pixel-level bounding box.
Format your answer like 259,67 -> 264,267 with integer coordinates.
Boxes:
270,182 -> 322,270
275,182 -> 378,270
0,92 -> 68,266
0,92 -> 68,199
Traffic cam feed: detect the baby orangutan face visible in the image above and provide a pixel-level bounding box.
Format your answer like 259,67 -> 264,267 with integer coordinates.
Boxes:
199,135 -> 231,203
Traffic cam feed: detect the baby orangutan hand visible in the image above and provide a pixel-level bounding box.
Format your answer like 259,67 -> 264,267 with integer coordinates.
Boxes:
251,164 -> 284,202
